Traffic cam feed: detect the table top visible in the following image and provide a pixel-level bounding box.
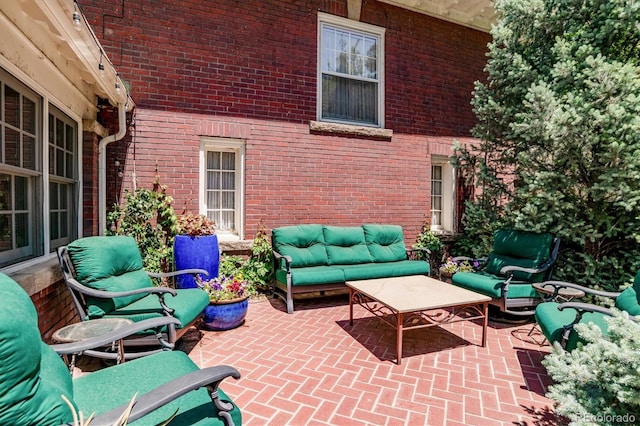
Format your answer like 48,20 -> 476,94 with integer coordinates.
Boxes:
52,318 -> 134,343
532,282 -> 586,298
346,275 -> 491,313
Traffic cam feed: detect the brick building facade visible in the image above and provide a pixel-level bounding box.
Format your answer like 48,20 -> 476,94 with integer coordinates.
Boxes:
86,0 -> 489,241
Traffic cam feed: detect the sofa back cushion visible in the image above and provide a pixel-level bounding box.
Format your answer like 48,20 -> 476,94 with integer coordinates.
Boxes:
323,226 -> 372,265
485,229 -> 553,282
0,274 -> 74,425
363,224 -> 408,262
67,236 -> 154,317
272,224 -> 328,267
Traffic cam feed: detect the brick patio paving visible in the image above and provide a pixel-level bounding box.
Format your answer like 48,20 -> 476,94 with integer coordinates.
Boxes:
183,294 -> 560,425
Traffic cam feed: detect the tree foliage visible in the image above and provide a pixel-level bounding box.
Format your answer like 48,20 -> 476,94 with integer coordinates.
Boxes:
542,311 -> 640,424
455,0 -> 640,290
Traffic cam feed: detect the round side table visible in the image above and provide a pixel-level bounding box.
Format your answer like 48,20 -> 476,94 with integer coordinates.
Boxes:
52,317 -> 134,373
532,282 -> 586,302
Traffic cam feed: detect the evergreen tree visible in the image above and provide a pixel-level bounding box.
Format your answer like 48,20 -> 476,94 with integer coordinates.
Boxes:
456,0 -> 640,290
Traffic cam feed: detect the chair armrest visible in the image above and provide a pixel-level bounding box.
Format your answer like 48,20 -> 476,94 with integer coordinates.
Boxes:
273,250 -> 293,272
540,280 -> 621,298
147,268 -> 209,279
407,248 -> 430,260
65,277 -> 178,299
500,265 -> 542,276
50,317 -> 181,355
557,302 -> 616,316
451,256 -> 484,262
88,365 -> 241,425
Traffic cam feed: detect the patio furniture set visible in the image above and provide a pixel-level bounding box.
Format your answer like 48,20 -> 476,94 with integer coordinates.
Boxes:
1,224 -> 635,424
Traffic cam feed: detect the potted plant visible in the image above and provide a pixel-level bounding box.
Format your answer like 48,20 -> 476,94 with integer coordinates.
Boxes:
173,213 -> 219,289
439,257 -> 477,280
198,274 -> 249,331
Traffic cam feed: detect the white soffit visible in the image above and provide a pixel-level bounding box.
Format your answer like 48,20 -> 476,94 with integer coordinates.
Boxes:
378,0 -> 496,32
0,0 -> 132,113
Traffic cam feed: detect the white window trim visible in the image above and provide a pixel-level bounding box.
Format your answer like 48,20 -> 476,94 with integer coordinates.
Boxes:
0,63 -> 82,270
317,12 -> 386,129
199,137 -> 245,241
431,157 -> 456,233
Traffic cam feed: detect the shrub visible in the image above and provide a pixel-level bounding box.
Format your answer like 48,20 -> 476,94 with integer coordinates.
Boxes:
542,311 -> 640,425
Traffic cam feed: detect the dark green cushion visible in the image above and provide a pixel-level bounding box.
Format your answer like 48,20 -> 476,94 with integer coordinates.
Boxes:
272,225 -> 328,267
67,236 -> 154,316
615,287 -> 640,315
0,274 -> 75,425
103,289 -> 210,333
535,302 -> 610,351
323,226 -> 372,265
72,350 -> 241,425
485,229 -> 553,282
276,266 -> 346,286
340,260 -> 429,281
452,271 -> 538,299
363,224 -> 408,262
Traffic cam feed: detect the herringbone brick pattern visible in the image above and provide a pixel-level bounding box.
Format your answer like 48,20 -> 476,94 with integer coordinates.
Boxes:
185,295 -> 558,425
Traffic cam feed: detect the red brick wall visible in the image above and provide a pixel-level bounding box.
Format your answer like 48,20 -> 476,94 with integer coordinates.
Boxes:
31,280 -> 80,343
83,0 -> 490,241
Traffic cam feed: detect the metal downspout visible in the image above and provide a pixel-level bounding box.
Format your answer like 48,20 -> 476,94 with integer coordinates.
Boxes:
98,104 -> 127,235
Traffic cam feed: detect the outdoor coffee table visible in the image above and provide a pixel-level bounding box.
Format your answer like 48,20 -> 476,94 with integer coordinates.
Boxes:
347,275 -> 491,365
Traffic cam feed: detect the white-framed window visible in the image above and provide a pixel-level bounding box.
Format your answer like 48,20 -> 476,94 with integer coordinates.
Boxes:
200,138 -> 245,240
317,13 -> 385,127
0,67 -> 78,267
431,158 -> 455,233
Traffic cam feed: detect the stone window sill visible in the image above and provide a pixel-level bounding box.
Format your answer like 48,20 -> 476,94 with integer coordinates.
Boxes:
309,121 -> 393,139
2,256 -> 62,296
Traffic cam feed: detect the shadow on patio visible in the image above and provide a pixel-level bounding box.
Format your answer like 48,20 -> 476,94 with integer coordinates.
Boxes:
179,294 -> 561,425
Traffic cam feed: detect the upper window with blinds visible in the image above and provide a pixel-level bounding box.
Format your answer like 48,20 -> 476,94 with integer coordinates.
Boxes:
318,13 -> 385,127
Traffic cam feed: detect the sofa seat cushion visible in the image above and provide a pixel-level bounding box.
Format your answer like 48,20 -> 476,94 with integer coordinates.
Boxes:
277,266 -> 346,286
452,271 -> 538,299
535,302 -> 610,351
485,230 -> 553,282
272,225 -> 328,267
340,260 -> 430,281
323,226 -> 372,265
72,350 -> 241,426
102,289 -> 210,334
363,224 -> 408,262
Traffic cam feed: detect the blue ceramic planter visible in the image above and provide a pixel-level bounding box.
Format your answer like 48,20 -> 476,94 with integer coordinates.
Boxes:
203,297 -> 249,331
174,234 -> 220,289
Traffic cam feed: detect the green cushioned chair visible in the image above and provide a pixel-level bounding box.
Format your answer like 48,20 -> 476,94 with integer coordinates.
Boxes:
451,229 -> 560,317
0,273 -> 241,426
534,273 -> 640,351
57,236 -> 211,359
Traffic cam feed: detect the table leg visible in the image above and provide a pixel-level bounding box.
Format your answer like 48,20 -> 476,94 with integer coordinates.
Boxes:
117,339 -> 126,364
397,312 -> 404,365
481,302 -> 488,347
349,288 -> 354,326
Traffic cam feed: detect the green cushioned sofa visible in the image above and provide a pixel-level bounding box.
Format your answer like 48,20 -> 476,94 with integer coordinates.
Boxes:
451,229 -> 560,316
271,224 -> 430,313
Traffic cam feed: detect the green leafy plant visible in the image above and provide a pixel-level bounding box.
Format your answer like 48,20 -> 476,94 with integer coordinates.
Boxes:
218,221 -> 274,295
106,178 -> 177,280
454,0 -> 640,291
542,311 -> 640,425
175,213 -> 216,236
413,218 -> 445,274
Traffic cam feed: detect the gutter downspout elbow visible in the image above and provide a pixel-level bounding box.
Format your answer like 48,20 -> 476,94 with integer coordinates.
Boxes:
98,104 -> 127,235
